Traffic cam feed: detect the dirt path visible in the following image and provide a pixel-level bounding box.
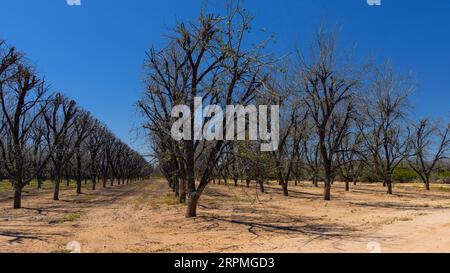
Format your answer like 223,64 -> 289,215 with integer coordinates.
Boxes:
2,179 -> 450,253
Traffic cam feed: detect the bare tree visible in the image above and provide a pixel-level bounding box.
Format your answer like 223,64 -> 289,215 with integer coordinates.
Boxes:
337,129 -> 364,191
0,42 -> 51,208
269,93 -> 308,196
138,41 -> 189,203
297,28 -> 360,200
86,120 -> 107,190
357,63 -> 412,194
303,132 -> 321,187
238,141 -> 274,193
30,116 -> 48,189
408,119 -> 450,190
73,111 -> 93,194
44,93 -> 79,200
140,2 -> 270,217
98,132 -> 113,188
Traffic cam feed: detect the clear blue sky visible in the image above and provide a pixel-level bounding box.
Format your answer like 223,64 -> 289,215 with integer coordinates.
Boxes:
1,0 -> 449,154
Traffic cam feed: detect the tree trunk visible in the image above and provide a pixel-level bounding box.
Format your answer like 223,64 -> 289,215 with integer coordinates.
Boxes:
246,179 -> 250,188
185,157 -> 213,218
76,154 -> 83,194
345,180 -> 350,192
76,179 -> 82,194
53,179 -> 61,201
184,140 -> 196,203
186,192 -> 199,218
13,163 -> 24,209
186,181 -> 207,218
259,180 -> 265,193
386,178 -> 393,194
425,178 -> 431,191
186,191 -> 201,218
13,187 -> 22,209
92,176 -> 96,190
174,179 -> 180,197
324,181 -> 331,201
179,179 -> 186,203
281,180 -> 289,197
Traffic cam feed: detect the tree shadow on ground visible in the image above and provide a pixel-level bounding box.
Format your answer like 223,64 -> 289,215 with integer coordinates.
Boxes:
201,212 -> 361,241
348,201 -> 448,211
0,230 -> 66,245
350,186 -> 450,200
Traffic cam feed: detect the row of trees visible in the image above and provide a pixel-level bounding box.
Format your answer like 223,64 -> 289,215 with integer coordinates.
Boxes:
139,3 -> 449,218
0,40 -> 152,209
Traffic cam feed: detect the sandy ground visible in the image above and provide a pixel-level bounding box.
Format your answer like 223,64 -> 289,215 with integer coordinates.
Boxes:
2,179 -> 450,253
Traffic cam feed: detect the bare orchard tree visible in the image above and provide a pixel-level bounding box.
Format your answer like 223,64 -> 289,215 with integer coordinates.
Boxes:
296,28 -> 360,200
179,4 -> 271,218
113,141 -> 130,185
408,118 -> 450,190
30,116 -> 48,189
140,2 -> 270,217
86,120 -> 107,190
239,141 -> 275,193
138,39 -> 190,203
98,132 -> 114,188
105,136 -> 120,186
336,129 -> 364,191
357,63 -> 412,194
73,111 -> 93,194
303,132 -> 321,187
43,93 -> 79,200
0,42 -> 51,208
265,75 -> 309,196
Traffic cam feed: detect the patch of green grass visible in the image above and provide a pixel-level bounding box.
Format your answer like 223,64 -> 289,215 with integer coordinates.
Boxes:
232,196 -> 252,203
150,174 -> 166,179
137,192 -> 151,204
0,181 -> 12,195
51,248 -> 72,253
433,186 -> 450,192
51,250 -> 71,253
51,213 -> 81,224
154,247 -> 173,253
381,217 -> 413,225
74,195 -> 96,203
415,212 -> 429,217
151,194 -> 180,206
